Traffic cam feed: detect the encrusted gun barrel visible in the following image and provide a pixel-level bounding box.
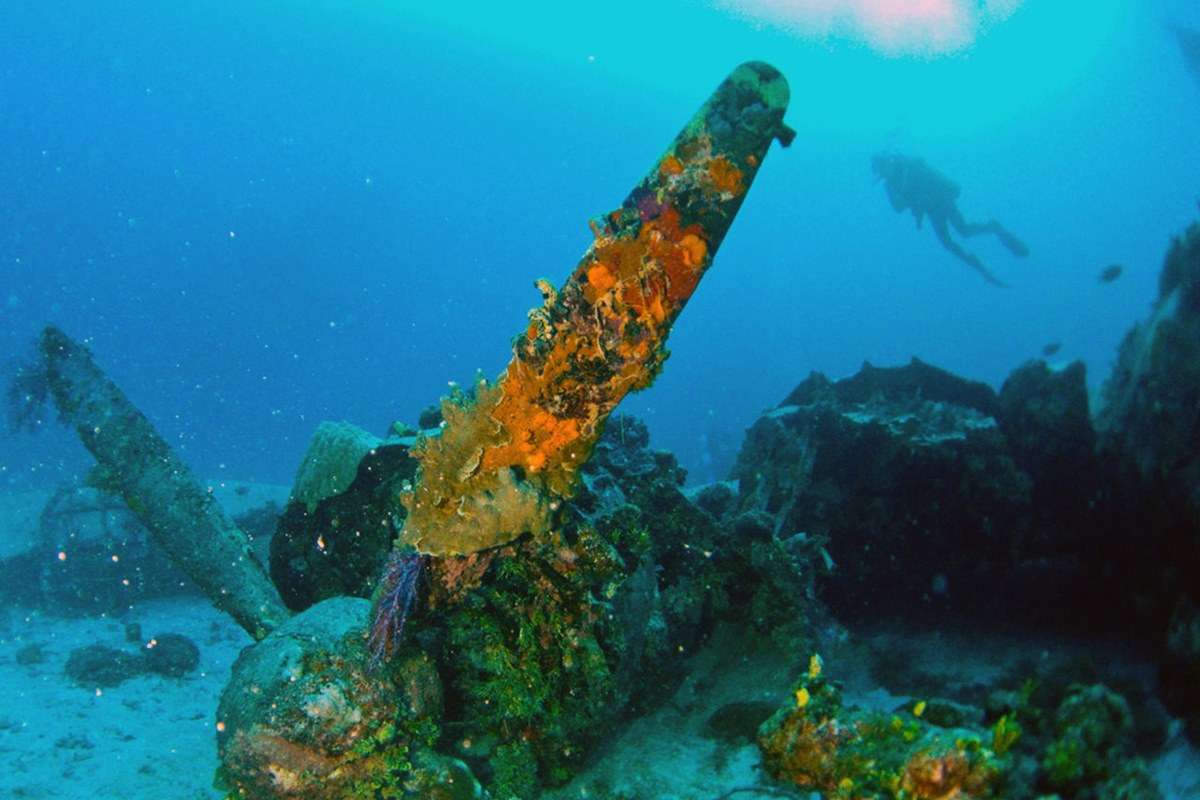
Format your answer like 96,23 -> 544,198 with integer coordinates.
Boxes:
398,62 -> 793,558
39,326 -> 291,640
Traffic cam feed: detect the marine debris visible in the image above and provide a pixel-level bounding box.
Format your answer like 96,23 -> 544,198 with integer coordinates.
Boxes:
215,597 -> 455,800
269,422 -> 417,610
36,326 -> 290,640
398,61 -> 792,558
371,60 -> 794,660
216,62 -> 796,798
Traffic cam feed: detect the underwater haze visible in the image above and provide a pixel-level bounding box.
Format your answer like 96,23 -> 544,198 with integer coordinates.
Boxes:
3,0 -> 1200,486
6,3 -> 1200,800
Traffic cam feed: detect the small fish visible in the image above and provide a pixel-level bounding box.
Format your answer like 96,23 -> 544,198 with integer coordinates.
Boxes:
1042,342 -> 1061,357
1098,264 -> 1123,283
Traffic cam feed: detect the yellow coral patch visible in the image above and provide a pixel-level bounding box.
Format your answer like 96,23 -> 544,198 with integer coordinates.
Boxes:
399,383 -> 558,557
808,653 -> 823,680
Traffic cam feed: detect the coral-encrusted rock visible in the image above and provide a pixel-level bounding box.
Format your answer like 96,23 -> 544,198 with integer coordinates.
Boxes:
1097,222 -> 1200,733
580,417 -> 714,585
250,412 -> 817,797
290,421 -> 386,514
1097,223 -> 1200,551
993,359 -> 1144,624
402,750 -> 483,800
435,414 -> 814,795
690,480 -> 737,520
733,359 -> 1032,621
270,432 -> 417,611
757,662 -> 1003,797
1041,684 -> 1136,795
64,644 -> 145,688
575,415 -> 788,701
143,632 -> 200,678
998,359 -> 1099,531
216,597 -> 450,799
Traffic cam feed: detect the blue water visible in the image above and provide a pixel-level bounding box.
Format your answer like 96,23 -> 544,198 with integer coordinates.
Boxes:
3,0 -> 1199,488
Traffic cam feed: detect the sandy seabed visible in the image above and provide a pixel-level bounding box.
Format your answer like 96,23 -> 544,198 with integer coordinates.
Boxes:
0,597 -> 247,799
3,601 -> 1200,800
1,479 -> 1198,800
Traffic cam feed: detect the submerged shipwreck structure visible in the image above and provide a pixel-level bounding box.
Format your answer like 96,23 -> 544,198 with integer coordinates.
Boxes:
16,61 -> 1200,799
31,63 -> 806,798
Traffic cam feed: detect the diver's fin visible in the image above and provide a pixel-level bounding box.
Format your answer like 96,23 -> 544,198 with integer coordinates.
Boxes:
993,224 -> 1030,258
971,259 -> 1009,288
958,248 -> 1009,287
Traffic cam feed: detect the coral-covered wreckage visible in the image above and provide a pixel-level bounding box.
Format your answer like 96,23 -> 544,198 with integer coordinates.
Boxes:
18,63 -> 1200,799
29,63 -> 805,798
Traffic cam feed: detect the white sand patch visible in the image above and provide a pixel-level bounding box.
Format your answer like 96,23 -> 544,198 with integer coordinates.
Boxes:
1154,725 -> 1200,800
545,625 -> 797,800
0,598 -> 250,800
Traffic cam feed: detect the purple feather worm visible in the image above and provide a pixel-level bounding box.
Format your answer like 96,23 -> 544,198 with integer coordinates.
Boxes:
368,548 -> 424,667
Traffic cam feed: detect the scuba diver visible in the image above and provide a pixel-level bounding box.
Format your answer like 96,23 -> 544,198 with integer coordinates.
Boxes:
871,152 -> 1029,287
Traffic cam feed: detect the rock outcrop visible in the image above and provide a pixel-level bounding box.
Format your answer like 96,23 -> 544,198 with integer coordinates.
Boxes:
732,357 -> 1126,627
1097,221 -> 1200,739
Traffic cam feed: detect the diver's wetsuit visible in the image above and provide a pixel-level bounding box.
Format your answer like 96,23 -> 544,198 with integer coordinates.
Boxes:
873,153 -> 1028,287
